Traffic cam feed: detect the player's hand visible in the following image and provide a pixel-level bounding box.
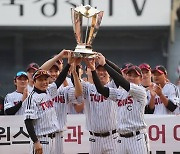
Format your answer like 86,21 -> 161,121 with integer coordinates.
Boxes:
83,58 -> 95,71
58,49 -> 70,59
74,57 -> 82,66
70,62 -> 76,75
153,84 -> 163,97
22,88 -> 28,102
149,88 -> 156,98
96,53 -> 106,66
34,141 -> 43,154
67,51 -> 75,65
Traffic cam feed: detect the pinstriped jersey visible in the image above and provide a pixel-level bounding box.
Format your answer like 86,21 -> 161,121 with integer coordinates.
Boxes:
109,83 -> 147,134
152,82 -> 180,115
52,85 -> 80,131
4,91 -> 25,115
27,84 -> 33,93
24,82 -> 60,136
82,81 -> 118,133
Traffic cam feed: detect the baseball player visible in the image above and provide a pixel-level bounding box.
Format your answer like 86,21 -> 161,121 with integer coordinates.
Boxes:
40,54 -> 83,153
42,55 -> 84,114
26,62 -> 39,93
150,65 -> 180,114
79,58 -> 119,154
24,50 -> 76,154
120,62 -> 133,79
139,63 -> 156,114
4,71 -> 28,115
67,64 -> 84,114
89,53 -> 149,154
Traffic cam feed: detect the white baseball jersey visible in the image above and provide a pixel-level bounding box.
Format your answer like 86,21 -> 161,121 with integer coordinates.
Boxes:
4,91 -> 25,115
82,81 -> 118,132
24,82 -> 60,136
108,83 -> 147,134
148,82 -> 180,115
65,77 -> 73,87
27,84 -> 33,93
52,85 -> 80,131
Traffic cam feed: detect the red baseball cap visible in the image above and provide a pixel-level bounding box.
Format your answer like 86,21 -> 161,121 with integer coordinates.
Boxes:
126,65 -> 142,76
139,63 -> 151,71
27,63 -> 39,72
151,65 -> 167,75
121,63 -> 133,73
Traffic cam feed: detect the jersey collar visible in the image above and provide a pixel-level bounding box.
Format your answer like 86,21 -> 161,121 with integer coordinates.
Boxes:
33,87 -> 46,94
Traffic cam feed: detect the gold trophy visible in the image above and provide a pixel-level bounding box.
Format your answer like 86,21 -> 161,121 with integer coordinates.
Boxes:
71,5 -> 104,58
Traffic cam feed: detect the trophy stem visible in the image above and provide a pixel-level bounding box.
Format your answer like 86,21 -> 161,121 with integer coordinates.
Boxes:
84,18 -> 89,44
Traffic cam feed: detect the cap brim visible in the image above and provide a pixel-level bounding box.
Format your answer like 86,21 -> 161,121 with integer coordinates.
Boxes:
127,68 -> 141,76
121,68 -> 128,73
151,69 -> 164,74
16,75 -> 28,79
140,67 -> 150,71
34,74 -> 50,80
27,67 -> 38,71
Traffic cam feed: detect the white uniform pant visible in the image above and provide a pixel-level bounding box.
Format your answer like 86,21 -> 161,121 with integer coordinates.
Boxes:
118,133 -> 150,154
89,133 -> 119,154
29,132 -> 63,154
55,131 -> 64,154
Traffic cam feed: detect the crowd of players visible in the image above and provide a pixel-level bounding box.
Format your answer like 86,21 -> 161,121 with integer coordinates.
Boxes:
0,49 -> 180,154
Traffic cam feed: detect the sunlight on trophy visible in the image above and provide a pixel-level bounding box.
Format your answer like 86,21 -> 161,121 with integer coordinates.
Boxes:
71,5 -> 104,58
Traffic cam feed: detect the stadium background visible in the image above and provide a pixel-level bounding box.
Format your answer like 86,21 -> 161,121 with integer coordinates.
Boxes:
0,0 -> 179,96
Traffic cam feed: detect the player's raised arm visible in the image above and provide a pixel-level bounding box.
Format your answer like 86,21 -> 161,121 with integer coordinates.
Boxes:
71,58 -> 83,98
55,51 -> 74,88
97,53 -> 130,92
105,58 -> 122,75
40,49 -> 69,70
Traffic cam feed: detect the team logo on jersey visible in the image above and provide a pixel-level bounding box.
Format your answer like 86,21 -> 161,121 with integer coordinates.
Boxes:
40,100 -> 54,110
155,95 -> 168,105
52,95 -> 65,104
90,94 -> 107,102
117,96 -> 133,107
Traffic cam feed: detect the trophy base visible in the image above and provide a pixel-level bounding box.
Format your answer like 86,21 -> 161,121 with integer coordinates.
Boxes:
73,44 -> 96,58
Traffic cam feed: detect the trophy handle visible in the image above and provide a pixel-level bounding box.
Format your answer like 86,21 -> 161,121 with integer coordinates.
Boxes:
71,9 -> 83,44
87,11 -> 104,45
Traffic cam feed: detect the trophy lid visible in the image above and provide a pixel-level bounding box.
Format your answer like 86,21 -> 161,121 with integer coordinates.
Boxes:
74,5 -> 101,18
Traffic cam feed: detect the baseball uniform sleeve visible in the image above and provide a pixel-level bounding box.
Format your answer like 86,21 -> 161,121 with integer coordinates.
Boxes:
66,87 -> 83,104
168,85 -> 180,106
47,82 -> 58,98
165,84 -> 180,112
129,83 -> 147,103
4,94 -> 14,111
24,94 -> 38,120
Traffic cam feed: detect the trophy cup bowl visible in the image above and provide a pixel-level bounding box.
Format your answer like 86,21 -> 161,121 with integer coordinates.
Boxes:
71,5 -> 104,58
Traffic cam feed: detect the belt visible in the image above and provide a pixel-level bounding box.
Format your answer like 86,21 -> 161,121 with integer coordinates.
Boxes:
89,129 -> 117,137
43,133 -> 56,139
119,131 -> 140,138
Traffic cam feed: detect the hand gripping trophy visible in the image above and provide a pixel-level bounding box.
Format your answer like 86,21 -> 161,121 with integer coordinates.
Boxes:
71,5 -> 104,58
